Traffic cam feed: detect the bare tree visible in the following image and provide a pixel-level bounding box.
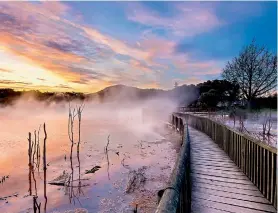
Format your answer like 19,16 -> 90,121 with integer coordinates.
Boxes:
222,40 -> 277,107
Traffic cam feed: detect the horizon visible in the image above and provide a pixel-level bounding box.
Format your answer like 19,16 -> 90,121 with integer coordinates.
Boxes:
0,82 -> 193,94
0,1 -> 277,93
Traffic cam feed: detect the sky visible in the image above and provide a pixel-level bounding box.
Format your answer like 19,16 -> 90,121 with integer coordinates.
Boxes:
0,1 -> 277,93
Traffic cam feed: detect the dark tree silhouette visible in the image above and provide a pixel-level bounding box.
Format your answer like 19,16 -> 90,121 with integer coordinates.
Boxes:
222,41 -> 277,106
194,80 -> 240,108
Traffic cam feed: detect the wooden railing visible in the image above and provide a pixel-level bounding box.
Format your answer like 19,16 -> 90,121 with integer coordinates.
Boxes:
180,113 -> 277,209
156,116 -> 191,213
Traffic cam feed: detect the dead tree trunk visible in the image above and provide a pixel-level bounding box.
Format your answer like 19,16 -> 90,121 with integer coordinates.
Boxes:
43,123 -> 47,212
28,132 -> 32,196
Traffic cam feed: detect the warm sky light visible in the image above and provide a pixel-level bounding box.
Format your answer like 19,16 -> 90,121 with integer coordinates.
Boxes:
0,1 -> 277,92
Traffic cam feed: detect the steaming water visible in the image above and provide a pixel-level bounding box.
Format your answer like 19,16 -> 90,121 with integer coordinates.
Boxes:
0,99 -> 180,213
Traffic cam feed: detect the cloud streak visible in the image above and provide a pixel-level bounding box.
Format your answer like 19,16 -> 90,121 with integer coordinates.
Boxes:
127,2 -> 222,37
1,2 -> 269,92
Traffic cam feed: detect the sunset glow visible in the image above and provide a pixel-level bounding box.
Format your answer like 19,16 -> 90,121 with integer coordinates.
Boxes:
0,1 -> 276,92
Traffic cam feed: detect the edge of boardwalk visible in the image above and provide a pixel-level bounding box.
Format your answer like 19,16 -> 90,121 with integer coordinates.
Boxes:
156,119 -> 191,213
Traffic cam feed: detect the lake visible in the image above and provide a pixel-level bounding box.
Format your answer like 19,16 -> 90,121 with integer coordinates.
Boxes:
0,99 -> 180,213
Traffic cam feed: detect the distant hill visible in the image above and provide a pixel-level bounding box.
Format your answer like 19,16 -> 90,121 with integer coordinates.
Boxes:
88,84 -> 198,106
0,84 -> 199,107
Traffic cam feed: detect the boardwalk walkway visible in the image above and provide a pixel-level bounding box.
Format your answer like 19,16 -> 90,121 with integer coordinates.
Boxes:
189,127 -> 276,213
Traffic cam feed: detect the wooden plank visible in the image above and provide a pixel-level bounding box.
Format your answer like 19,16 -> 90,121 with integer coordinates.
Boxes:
191,171 -> 249,180
191,161 -> 236,167
191,156 -> 234,162
192,193 -> 276,213
263,148 -> 266,197
192,198 -> 275,213
191,177 -> 259,191
247,140 -> 250,178
229,130 -> 233,158
235,134 -> 238,166
251,141 -> 254,182
192,203 -> 229,213
266,151 -> 270,201
191,152 -> 227,156
254,144 -> 257,186
243,138 -> 246,173
188,126 -> 277,213
192,173 -> 254,185
237,135 -> 240,167
239,135 -> 242,169
270,152 -> 274,204
260,146 -> 263,192
273,156 -> 277,208
192,183 -> 266,198
191,150 -> 227,155
192,187 -> 270,204
191,152 -> 230,157
256,144 -> 259,188
191,165 -> 240,172
192,168 -> 247,177
192,165 -> 245,173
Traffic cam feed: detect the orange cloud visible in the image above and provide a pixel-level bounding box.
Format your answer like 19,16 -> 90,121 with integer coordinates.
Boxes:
0,32 -> 88,82
0,1 -> 225,92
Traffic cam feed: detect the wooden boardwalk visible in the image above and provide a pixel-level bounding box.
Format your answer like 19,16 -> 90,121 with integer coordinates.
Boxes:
189,127 -> 276,213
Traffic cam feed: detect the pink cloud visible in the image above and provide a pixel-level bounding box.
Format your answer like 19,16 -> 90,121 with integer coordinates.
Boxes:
140,35 -> 176,60
172,56 -> 222,75
0,1 -> 226,92
127,2 -> 222,37
40,1 -> 69,16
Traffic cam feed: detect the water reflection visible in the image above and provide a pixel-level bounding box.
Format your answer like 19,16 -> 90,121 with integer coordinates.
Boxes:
27,124 -> 47,213
61,104 -> 89,206
1,101 -> 178,213
104,135 -> 111,180
43,123 -> 48,212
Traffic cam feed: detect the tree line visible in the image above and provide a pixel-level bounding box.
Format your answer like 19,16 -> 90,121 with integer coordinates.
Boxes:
0,89 -> 86,106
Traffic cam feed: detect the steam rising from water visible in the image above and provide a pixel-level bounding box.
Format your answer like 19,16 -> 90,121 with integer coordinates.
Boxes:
0,94 -> 182,213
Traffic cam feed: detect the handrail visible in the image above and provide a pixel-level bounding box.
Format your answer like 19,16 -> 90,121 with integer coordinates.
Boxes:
180,112 -> 277,209
175,112 -> 276,153
156,116 -> 191,213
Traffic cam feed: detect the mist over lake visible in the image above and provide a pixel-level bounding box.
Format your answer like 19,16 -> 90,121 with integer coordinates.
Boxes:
0,97 -> 181,213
